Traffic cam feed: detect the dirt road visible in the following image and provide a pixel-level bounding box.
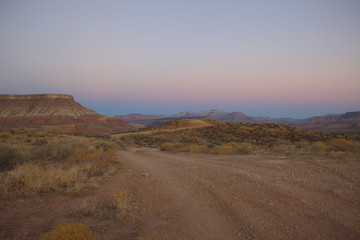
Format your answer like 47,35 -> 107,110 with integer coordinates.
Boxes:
117,149 -> 360,240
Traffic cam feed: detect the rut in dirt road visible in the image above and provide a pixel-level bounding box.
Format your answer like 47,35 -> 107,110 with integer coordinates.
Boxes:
116,149 -> 360,240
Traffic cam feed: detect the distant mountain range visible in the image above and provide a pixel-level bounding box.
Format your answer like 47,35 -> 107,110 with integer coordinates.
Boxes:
117,110 -> 360,133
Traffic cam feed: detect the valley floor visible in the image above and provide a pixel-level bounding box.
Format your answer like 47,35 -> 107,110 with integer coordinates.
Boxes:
1,149 -> 360,239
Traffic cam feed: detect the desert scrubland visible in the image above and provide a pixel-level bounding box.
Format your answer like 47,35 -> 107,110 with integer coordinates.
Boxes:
1,120 -> 359,239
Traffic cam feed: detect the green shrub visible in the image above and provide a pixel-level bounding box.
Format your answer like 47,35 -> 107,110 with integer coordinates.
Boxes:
39,223 -> 97,240
0,144 -> 23,171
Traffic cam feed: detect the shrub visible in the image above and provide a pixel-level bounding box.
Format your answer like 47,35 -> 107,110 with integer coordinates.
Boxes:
312,141 -> 327,153
198,145 -> 209,153
0,163 -> 85,199
0,144 -> 23,171
161,142 -> 174,151
68,149 -> 90,164
0,133 -> 11,141
188,144 -> 201,153
39,223 -> 97,240
173,142 -> 183,151
236,144 -> 251,155
330,139 -> 355,152
271,140 -> 296,154
212,145 -> 234,154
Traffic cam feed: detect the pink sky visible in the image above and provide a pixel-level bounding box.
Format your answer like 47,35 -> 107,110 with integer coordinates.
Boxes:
0,1 -> 359,118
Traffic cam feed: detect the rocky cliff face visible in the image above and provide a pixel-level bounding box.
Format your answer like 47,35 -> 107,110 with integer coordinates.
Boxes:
0,94 -> 130,134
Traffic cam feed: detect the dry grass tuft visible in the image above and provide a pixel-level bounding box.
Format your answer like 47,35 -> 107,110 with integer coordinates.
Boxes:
112,189 -> 131,222
73,198 -> 100,218
39,223 -> 97,240
73,190 -> 131,223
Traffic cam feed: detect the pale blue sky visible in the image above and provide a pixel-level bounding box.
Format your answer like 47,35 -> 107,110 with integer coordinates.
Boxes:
0,0 -> 359,118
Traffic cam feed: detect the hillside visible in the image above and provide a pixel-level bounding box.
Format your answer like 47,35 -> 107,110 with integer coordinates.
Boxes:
0,94 -> 130,134
117,110 -> 360,133
116,119 -> 355,148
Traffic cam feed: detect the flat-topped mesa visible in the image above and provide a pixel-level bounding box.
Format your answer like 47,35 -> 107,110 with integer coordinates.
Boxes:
0,93 -> 130,133
0,94 -> 74,100
0,93 -> 96,117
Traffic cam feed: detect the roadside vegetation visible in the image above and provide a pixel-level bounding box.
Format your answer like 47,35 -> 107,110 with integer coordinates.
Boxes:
0,129 -> 134,239
39,223 -> 97,240
118,119 -> 360,156
0,130 -> 120,199
73,189 -> 131,223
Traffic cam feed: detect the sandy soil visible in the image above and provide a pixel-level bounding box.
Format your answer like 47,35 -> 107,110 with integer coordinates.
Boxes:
1,149 -> 359,239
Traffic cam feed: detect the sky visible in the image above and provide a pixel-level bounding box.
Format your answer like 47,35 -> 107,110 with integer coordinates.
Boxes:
0,0 -> 359,118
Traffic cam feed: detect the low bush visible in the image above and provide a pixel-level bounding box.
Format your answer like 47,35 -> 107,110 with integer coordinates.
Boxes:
188,144 -> 202,153
0,144 -> 23,171
235,144 -> 251,155
161,142 -> 174,151
271,140 -> 296,154
312,141 -> 327,153
0,163 -> 86,199
329,139 -> 355,152
39,223 -> 97,240
211,145 -> 234,154
0,132 -> 119,199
